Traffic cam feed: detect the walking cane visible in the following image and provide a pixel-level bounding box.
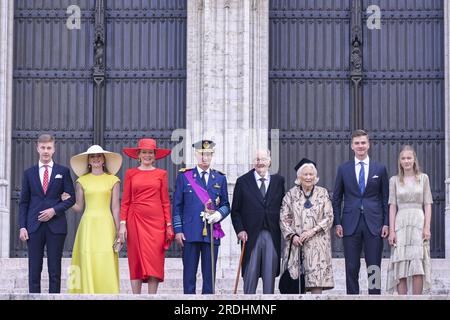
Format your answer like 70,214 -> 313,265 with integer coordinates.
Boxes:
210,221 -> 215,294
203,200 -> 216,294
233,240 -> 246,294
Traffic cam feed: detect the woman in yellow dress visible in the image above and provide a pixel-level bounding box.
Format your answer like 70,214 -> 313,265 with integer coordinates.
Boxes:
65,145 -> 123,294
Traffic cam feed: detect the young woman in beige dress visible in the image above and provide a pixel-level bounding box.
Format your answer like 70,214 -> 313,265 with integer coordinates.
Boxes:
386,145 -> 433,294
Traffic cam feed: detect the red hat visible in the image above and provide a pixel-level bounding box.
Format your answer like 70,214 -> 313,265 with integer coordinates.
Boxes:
123,138 -> 171,160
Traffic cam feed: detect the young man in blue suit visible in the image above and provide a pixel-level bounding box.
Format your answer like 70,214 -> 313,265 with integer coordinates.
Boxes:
332,130 -> 389,295
19,134 -> 75,293
172,140 -> 230,294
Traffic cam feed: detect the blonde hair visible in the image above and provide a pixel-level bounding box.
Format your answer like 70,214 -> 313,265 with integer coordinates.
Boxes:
398,145 -> 421,184
37,134 -> 55,144
294,163 -> 320,185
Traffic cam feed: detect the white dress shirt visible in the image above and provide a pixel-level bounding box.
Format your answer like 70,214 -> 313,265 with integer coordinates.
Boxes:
39,160 -> 54,187
354,156 -> 369,187
197,166 -> 211,185
254,170 -> 270,190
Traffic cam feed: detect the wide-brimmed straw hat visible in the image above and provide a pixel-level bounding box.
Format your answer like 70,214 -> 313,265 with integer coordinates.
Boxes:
122,138 -> 171,160
70,145 -> 122,177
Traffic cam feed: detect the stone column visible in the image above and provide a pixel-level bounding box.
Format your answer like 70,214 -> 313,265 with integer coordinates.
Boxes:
186,0 -> 269,273
0,0 -> 13,258
444,0 -> 450,260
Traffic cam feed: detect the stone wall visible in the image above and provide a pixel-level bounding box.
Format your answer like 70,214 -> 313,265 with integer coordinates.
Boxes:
0,0 -> 13,258
185,0 -> 269,267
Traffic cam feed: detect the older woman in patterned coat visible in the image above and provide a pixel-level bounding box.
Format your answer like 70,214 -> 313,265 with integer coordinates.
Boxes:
280,158 -> 334,294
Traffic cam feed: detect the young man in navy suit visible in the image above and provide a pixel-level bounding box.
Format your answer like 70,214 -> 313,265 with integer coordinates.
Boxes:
19,134 -> 75,293
332,130 -> 389,294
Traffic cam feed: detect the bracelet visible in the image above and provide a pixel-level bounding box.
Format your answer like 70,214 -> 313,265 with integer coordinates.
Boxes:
120,221 -> 126,225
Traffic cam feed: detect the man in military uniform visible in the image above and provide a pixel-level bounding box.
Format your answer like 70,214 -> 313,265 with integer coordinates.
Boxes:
172,140 -> 230,294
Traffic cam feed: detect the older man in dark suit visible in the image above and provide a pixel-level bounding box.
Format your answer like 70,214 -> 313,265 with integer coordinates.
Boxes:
231,150 -> 285,294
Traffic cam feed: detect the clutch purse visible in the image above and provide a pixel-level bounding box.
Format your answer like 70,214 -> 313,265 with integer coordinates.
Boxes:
113,238 -> 123,253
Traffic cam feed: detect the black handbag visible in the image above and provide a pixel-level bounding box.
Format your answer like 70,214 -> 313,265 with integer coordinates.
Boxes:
278,235 -> 306,294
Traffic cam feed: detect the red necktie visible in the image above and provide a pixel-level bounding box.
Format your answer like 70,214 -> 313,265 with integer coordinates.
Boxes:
42,165 -> 49,194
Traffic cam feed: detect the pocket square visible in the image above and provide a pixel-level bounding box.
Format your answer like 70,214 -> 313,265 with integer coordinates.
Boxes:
372,175 -> 379,179
55,174 -> 63,179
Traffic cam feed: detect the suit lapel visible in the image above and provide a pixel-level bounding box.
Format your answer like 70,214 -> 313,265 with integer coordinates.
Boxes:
206,170 -> 217,201
206,169 -> 214,190
264,174 -> 276,204
33,165 -> 45,195
364,161 -> 376,194
348,161 -> 359,192
247,170 -> 265,205
193,167 -> 204,188
46,163 -> 58,192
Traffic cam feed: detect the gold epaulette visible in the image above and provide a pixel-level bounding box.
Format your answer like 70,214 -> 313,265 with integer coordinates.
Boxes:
179,167 -> 193,172
212,168 -> 226,175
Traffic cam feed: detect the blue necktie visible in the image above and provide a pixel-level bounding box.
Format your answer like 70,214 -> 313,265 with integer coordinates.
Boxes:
201,171 -> 207,187
359,161 -> 365,195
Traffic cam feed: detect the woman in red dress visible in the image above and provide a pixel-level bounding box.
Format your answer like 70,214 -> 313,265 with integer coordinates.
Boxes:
118,138 -> 174,294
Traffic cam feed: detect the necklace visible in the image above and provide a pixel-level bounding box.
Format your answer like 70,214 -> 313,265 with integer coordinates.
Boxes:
301,185 -> 315,209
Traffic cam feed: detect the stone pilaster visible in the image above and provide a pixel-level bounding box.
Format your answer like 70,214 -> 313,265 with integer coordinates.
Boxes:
0,0 -> 13,258
444,0 -> 450,260
186,0 -> 269,270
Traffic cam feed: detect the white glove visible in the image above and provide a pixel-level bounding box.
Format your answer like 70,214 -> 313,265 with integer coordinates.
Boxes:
206,211 -> 222,224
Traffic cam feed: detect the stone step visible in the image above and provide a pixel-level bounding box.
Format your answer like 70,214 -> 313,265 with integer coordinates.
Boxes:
1,288 -> 449,296
3,270 -> 450,284
3,293 -> 450,300
4,258 -> 450,270
2,258 -> 450,295
7,276 -> 450,288
3,276 -> 450,295
4,267 -> 450,281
